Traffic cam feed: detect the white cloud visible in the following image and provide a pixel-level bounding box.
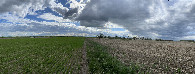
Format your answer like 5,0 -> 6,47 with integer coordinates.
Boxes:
0,31 -> 38,37
2,0 -> 195,40
55,33 -> 91,37
74,0 -> 195,40
104,22 -> 124,28
67,0 -> 89,15
0,12 -> 131,37
37,13 -> 63,21
180,36 -> 195,40
0,0 -> 54,17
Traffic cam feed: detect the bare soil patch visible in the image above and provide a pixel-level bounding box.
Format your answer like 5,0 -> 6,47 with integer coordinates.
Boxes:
80,40 -> 89,74
90,38 -> 195,73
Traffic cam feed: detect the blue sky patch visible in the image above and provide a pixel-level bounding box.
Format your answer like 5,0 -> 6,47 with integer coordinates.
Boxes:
111,28 -> 126,31
24,7 -> 63,22
56,0 -> 70,7
35,7 -> 62,17
0,19 -> 13,24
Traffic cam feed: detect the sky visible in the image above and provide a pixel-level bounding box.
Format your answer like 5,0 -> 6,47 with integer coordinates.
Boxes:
0,0 -> 195,40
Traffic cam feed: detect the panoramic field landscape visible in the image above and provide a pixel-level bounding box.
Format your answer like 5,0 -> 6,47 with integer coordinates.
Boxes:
1,0 -> 195,73
0,37 -> 195,73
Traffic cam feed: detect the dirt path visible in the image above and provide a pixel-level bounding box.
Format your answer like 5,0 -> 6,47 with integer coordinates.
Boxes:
80,40 -> 88,74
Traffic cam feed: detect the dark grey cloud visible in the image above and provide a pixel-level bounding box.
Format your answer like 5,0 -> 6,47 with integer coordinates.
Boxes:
75,0 -> 151,27
156,2 -> 195,40
1,0 -> 195,40
63,8 -> 78,19
53,8 -> 68,18
70,0 -> 157,38
53,7 -> 78,19
62,0 -> 195,40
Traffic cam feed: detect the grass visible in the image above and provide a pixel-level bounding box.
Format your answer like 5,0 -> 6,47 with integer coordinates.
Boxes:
0,37 -> 156,73
86,39 -> 145,74
0,37 -> 85,73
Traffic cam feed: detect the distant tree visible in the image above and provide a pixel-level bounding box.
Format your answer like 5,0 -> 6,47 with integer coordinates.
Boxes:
122,37 -> 126,39
129,38 -> 132,40
108,36 -> 111,38
141,37 -> 145,40
127,36 -> 132,40
115,35 -> 118,38
149,38 -> 152,40
133,37 -> 136,40
97,33 -> 104,39
155,39 -> 162,41
104,36 -> 107,38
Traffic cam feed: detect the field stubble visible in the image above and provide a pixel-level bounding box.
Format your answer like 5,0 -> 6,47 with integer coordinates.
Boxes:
91,38 -> 195,73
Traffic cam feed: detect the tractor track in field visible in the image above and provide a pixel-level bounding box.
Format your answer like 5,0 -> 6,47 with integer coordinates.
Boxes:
80,40 -> 89,74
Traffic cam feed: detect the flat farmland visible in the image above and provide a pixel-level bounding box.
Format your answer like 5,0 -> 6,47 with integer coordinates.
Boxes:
90,38 -> 195,73
1,37 -> 195,73
0,37 -> 85,73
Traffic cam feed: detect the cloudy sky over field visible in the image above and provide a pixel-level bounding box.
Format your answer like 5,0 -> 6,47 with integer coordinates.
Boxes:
0,0 -> 195,40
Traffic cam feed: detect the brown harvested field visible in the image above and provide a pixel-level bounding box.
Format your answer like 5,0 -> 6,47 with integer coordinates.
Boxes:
90,38 -> 195,73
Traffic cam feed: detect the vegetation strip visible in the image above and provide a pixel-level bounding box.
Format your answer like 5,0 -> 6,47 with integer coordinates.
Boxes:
86,39 -> 146,74
81,40 -> 89,74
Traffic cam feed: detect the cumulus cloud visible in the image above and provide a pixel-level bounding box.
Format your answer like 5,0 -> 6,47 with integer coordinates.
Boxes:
0,12 -> 129,37
76,0 -> 151,26
55,0 -> 88,19
70,0 -> 163,38
61,0 -> 195,39
37,13 -> 64,21
1,0 -> 195,40
157,0 -> 195,39
0,0 -> 54,17
0,0 -> 129,37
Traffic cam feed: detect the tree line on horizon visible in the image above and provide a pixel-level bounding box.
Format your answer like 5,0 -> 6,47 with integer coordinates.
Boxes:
96,33 -> 195,42
96,33 -> 152,40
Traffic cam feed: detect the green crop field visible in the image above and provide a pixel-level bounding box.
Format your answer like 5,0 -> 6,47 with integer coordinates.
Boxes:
0,37 -> 85,73
0,37 -> 149,74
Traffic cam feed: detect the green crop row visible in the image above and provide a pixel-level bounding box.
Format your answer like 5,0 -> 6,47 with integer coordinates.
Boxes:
86,39 -> 148,74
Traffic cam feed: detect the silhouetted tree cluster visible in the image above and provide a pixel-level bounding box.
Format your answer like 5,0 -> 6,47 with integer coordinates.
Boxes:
144,38 -> 152,40
133,37 -> 137,40
96,34 -> 154,41
97,33 -> 104,39
108,36 -> 111,38
156,39 -> 173,41
180,40 -> 194,42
